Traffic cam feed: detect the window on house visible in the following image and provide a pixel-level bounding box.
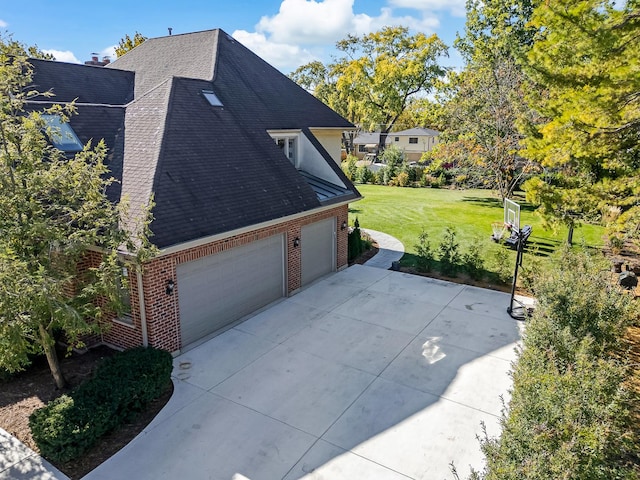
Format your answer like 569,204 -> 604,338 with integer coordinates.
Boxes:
409,137 -> 418,144
358,144 -> 366,153
42,115 -> 83,152
394,137 -> 399,142
118,265 -> 132,323
202,90 -> 223,107
275,136 -> 297,165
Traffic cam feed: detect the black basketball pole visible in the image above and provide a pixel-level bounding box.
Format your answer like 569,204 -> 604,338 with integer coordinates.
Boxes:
507,229 -> 526,320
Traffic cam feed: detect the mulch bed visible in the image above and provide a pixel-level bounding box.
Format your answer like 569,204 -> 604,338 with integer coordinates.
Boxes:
0,345 -> 172,479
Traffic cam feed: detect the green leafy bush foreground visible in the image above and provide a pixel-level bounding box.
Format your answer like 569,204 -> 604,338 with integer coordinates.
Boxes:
29,347 -> 173,463
473,249 -> 638,480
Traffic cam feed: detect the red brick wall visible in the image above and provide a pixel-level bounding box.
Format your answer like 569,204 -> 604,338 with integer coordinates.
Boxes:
336,205 -> 349,269
93,204 -> 349,353
76,251 -> 145,350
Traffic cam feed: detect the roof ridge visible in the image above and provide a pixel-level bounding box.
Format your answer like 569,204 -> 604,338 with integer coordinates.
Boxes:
120,78 -> 174,238
150,27 -> 224,41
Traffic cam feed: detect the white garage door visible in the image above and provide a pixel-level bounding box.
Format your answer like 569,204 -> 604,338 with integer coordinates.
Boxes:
301,217 -> 336,286
177,234 -> 285,347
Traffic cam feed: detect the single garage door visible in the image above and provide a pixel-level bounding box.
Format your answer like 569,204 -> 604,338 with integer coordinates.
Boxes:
177,234 -> 285,347
301,217 -> 336,286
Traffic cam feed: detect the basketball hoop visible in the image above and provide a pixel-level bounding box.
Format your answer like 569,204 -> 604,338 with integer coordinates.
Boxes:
491,221 -> 508,242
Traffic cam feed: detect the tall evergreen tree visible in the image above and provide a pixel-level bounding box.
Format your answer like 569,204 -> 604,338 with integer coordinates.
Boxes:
521,0 -> 640,245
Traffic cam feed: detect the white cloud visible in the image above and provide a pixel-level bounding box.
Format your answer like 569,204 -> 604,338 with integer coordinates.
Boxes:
255,0 -> 442,48
0,19 -> 8,28
43,49 -> 80,64
351,7 -> 440,34
235,0 -> 449,72
232,30 -> 317,72
257,0 -> 356,45
389,0 -> 467,17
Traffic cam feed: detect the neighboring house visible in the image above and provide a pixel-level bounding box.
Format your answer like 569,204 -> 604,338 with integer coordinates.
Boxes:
352,128 -> 440,162
27,29 -> 360,353
386,127 -> 440,162
352,132 -> 381,160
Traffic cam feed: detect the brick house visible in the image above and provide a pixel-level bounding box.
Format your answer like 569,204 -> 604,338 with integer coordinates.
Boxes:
28,29 -> 360,353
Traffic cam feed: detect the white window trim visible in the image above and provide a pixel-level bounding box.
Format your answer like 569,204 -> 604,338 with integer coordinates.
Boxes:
268,130 -> 301,168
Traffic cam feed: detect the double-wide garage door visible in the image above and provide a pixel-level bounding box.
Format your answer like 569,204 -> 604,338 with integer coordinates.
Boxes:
177,234 -> 285,347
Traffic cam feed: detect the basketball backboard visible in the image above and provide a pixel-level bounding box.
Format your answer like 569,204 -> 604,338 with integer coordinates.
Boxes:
504,198 -> 521,232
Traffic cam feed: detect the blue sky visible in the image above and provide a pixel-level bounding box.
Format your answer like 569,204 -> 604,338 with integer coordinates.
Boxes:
0,0 -> 467,72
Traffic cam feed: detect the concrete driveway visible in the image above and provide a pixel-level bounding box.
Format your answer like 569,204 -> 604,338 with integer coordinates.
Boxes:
84,265 -> 522,480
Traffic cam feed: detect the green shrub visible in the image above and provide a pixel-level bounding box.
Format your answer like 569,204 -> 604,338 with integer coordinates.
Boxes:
462,239 -> 484,280
382,166 -> 393,185
348,218 -> 364,262
454,174 -> 468,188
473,249 -> 638,480
438,227 -> 461,276
530,249 -> 635,358
421,173 -> 437,187
29,347 -> 172,463
380,144 -> 404,178
414,229 -> 435,273
488,244 -> 513,284
395,171 -> 409,187
355,165 -> 373,184
477,340 -> 634,480
341,155 -> 357,180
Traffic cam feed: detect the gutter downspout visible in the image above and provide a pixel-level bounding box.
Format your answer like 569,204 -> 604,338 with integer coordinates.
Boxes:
136,269 -> 149,347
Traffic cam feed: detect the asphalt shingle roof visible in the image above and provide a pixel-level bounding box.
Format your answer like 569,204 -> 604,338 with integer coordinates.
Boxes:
30,58 -> 134,105
107,30 -> 219,97
27,29 -> 359,249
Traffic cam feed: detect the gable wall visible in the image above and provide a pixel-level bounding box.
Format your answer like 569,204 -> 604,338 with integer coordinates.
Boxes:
309,128 -> 344,166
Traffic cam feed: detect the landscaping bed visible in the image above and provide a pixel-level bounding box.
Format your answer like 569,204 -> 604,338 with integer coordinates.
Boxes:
0,346 -> 173,479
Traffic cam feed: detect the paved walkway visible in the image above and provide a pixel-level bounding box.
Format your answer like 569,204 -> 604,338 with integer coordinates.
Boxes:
0,428 -> 67,479
361,229 -> 404,269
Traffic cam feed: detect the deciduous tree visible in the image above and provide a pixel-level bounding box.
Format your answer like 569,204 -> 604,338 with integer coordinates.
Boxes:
0,36 -> 153,388
115,32 -> 147,58
291,26 -> 448,151
438,57 -> 537,201
433,0 -> 539,202
456,0 -> 539,63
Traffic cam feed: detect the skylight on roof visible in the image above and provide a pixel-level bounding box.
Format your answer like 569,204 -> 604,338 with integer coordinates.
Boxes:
42,115 -> 83,152
202,90 -> 223,107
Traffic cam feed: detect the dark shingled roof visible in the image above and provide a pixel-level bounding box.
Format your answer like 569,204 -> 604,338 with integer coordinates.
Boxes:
107,30 -> 219,97
29,58 -> 134,105
28,29 -> 360,249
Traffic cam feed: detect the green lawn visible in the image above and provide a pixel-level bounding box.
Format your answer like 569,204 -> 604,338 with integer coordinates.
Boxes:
349,185 -> 605,275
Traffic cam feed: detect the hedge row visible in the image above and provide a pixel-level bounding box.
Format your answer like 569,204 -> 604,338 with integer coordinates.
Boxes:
29,346 -> 173,463
473,250 -> 638,479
